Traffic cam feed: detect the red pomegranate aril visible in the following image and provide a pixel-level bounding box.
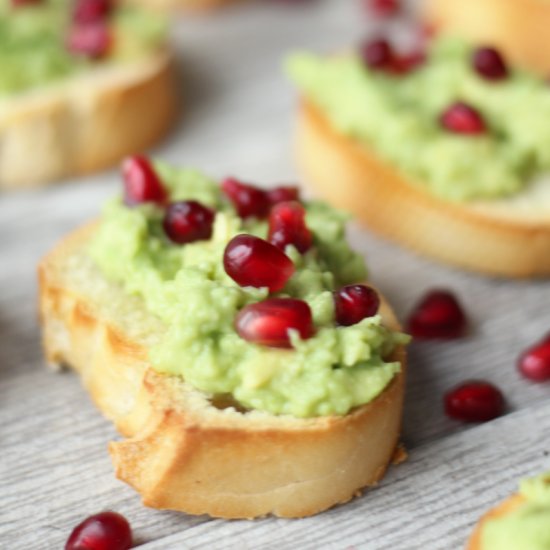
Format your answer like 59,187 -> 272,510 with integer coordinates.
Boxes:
73,0 -> 112,24
518,334 -> 550,382
163,201 -> 215,245
122,156 -> 167,206
222,177 -> 271,219
266,185 -> 300,205
236,298 -> 314,348
65,511 -> 132,550
268,201 -> 312,254
390,50 -> 426,75
444,380 -> 505,422
408,289 -> 466,339
224,234 -> 295,292
472,46 -> 508,81
366,0 -> 400,17
334,285 -> 380,326
360,38 -> 393,70
67,22 -> 111,59
440,102 -> 487,135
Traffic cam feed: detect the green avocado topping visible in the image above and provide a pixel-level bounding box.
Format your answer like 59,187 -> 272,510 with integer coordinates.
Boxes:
287,37 -> 550,202
481,472 -> 550,550
89,163 -> 409,418
0,0 -> 166,97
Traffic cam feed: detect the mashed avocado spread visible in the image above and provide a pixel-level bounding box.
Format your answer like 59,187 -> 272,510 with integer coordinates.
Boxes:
287,37 -> 550,202
481,472 -> 550,550
89,164 -> 408,418
0,0 -> 166,97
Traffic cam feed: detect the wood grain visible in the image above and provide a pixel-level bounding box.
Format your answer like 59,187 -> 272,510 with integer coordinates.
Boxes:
1,0 -> 549,548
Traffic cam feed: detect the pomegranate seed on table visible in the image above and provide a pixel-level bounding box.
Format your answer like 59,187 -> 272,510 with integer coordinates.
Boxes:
365,0 -> 400,18
360,38 -> 394,70
224,235 -> 295,292
122,156 -> 167,206
163,201 -> 215,245
73,0 -> 112,24
440,102 -> 487,135
65,511 -> 132,550
266,185 -> 300,205
268,201 -> 312,254
236,298 -> 314,348
67,22 -> 111,59
472,47 -> 508,81
334,285 -> 380,326
518,334 -> 550,382
222,177 -> 271,219
408,289 -> 467,339
444,381 -> 505,422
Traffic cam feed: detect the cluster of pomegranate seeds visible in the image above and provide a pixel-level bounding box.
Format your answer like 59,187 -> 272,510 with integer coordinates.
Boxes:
163,201 -> 215,245
408,289 -> 466,339
440,102 -> 487,135
122,156 -> 167,206
223,235 -> 295,293
73,0 -> 112,23
365,0 -> 400,18
236,298 -> 314,348
472,46 -> 508,81
359,37 -> 424,75
222,178 -> 302,219
444,381 -> 505,422
334,285 -> 380,326
268,201 -> 312,253
518,334 -> 550,382
65,511 -> 132,550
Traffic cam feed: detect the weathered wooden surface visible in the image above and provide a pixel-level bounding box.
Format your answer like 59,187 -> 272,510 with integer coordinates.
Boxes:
1,1 -> 549,548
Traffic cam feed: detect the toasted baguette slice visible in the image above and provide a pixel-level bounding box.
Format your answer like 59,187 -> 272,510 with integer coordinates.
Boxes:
424,0 -> 550,77
0,49 -> 177,190
466,494 -> 525,550
39,223 -> 407,519
296,101 -> 550,278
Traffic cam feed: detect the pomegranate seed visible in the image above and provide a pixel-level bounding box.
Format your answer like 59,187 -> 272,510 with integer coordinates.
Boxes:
224,234 -> 295,292
408,289 -> 466,339
365,0 -> 400,18
444,380 -> 505,422
163,201 -> 215,245
268,201 -> 312,254
518,334 -> 550,382
334,285 -> 380,326
266,185 -> 300,205
360,38 -> 393,70
122,156 -> 167,206
73,0 -> 112,23
222,177 -> 270,219
390,50 -> 426,75
65,511 -> 132,550
66,23 -> 111,59
440,102 -> 487,135
472,47 -> 508,81
236,298 -> 314,348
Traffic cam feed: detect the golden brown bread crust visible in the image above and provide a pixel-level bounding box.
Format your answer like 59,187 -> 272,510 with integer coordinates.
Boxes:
39,224 -> 407,519
0,50 -> 177,190
466,494 -> 525,550
296,100 -> 550,278
424,0 -> 550,76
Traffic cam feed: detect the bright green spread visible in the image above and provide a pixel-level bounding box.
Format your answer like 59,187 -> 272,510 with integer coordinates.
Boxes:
0,0 -> 166,97
89,164 -> 408,418
481,472 -> 550,550
287,37 -> 550,202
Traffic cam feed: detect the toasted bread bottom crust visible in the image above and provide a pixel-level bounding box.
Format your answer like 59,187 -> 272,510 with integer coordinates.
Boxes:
296,101 -> 550,278
467,495 -> 525,550
424,0 -> 550,77
0,51 -> 177,190
39,225 -> 407,519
